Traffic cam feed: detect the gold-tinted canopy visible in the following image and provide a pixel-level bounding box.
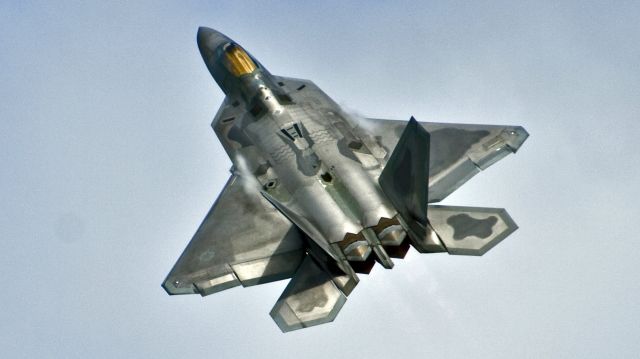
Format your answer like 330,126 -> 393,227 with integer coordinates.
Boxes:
223,44 -> 257,76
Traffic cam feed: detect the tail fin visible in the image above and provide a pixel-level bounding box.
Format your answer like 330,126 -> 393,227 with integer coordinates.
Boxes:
379,117 -> 440,251
379,117 -> 430,224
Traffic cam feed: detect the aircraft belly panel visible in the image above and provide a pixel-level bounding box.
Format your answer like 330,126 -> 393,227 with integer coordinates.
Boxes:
243,110 -> 362,245
296,105 -> 397,228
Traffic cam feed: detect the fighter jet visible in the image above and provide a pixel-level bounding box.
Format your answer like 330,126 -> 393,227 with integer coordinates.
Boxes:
162,27 -> 528,332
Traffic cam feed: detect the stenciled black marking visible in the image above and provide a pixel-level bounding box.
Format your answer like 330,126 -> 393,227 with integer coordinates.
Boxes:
447,214 -> 498,240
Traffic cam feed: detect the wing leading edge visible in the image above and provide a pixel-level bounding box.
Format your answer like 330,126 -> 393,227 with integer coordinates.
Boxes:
162,174 -> 306,296
355,118 -> 528,202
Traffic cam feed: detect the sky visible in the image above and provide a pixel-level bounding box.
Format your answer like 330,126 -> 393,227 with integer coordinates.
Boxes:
1,1 -> 639,358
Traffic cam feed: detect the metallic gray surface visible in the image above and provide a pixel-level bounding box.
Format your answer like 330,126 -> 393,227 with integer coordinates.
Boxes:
379,117 -> 430,227
270,255 -> 348,332
428,205 -> 518,256
163,27 -> 528,331
162,174 -> 305,296
356,118 -> 529,202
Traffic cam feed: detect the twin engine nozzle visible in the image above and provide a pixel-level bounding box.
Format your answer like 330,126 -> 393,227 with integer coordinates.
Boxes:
336,217 -> 408,273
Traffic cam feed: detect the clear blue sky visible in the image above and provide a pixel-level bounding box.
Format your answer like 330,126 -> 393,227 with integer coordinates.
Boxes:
2,1 -> 639,358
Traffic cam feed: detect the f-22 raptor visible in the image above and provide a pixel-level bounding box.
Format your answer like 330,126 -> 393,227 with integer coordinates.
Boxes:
163,27 -> 528,332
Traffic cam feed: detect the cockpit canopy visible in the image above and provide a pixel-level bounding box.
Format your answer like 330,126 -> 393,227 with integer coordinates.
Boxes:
221,43 -> 257,77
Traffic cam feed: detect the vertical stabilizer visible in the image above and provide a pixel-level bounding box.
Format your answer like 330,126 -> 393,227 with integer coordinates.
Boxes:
379,117 -> 430,224
378,117 -> 439,251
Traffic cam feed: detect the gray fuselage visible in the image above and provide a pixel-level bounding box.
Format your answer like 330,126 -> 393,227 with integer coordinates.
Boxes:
197,28 -> 399,258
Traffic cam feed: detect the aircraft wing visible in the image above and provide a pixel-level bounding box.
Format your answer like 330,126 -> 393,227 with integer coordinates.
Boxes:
356,118 -> 528,202
162,174 -> 306,296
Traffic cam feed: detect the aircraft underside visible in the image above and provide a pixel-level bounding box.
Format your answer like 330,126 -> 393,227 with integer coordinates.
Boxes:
162,27 -> 528,332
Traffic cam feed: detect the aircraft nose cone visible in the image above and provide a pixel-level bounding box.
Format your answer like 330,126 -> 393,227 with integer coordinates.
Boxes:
197,27 -> 230,55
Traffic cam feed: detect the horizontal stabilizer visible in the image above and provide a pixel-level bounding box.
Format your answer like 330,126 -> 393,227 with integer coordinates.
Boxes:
428,205 -> 517,256
270,255 -> 349,332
